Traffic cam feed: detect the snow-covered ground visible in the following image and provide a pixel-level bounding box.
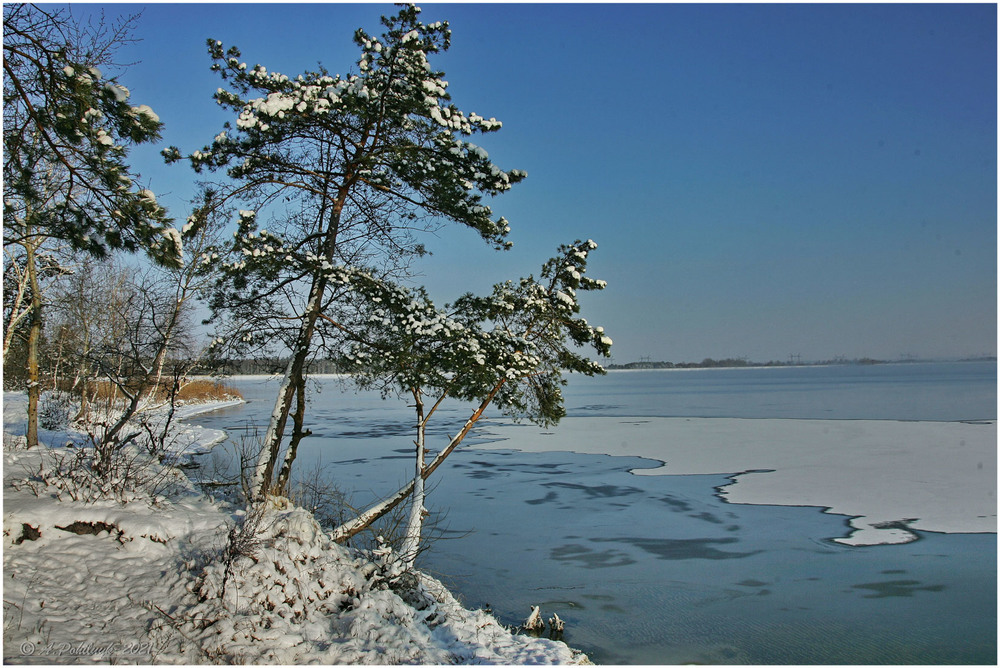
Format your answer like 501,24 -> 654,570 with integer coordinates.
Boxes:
474,416 -> 997,546
3,392 -> 587,664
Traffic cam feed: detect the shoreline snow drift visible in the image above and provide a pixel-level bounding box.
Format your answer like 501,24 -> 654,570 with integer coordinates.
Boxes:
2,392 -> 588,664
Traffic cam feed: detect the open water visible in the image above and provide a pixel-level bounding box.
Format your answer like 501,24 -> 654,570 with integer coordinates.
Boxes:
187,361 -> 997,664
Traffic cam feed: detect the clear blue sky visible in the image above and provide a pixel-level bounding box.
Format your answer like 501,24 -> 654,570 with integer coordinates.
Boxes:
64,2 -> 997,363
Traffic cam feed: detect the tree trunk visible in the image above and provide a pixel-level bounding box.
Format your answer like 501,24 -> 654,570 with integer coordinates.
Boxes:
49,332 -> 65,391
252,275 -> 327,500
24,236 -> 42,448
276,369 -> 310,495
252,193 -> 343,501
150,266 -> 196,398
2,258 -> 27,359
148,308 -> 179,400
400,387 -> 426,565
71,276 -> 93,422
73,362 -> 91,422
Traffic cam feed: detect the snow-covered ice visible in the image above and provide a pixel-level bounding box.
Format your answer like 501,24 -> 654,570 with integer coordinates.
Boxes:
3,392 -> 587,664
472,416 -> 997,546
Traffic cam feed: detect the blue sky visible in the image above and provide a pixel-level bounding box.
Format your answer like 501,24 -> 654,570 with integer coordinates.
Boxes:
64,3 -> 996,363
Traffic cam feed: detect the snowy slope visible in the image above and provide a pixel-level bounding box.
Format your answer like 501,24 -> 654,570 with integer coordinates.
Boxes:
3,392 -> 587,664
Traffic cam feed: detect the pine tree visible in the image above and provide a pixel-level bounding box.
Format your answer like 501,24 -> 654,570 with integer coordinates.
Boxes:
166,5 -> 526,500
3,4 -> 176,262
327,240 -> 613,559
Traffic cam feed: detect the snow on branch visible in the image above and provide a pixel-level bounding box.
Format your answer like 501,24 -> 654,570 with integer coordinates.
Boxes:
163,4 -> 525,250
4,3 -> 177,265
335,240 -> 611,426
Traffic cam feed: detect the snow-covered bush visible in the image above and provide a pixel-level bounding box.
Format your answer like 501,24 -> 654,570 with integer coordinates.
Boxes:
10,442 -> 187,506
153,501 -> 586,664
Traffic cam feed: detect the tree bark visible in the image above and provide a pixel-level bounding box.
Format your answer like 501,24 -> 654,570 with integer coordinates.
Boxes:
276,369 -> 310,495
2,253 -> 29,358
400,387 -> 426,565
24,234 -> 42,448
73,371 -> 90,422
252,190 -> 345,500
252,274 -> 327,500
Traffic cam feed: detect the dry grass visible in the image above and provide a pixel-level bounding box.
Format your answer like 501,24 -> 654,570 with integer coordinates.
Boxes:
55,378 -> 243,404
175,379 -> 243,403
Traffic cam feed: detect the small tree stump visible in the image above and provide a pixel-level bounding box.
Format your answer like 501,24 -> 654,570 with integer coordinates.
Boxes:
523,605 -> 545,633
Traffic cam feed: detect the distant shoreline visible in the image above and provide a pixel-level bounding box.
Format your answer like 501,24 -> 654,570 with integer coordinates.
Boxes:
605,357 -> 996,371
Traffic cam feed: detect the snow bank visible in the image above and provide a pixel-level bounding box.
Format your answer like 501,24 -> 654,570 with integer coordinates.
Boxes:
473,417 -> 997,546
169,501 -> 584,664
2,392 -> 587,664
168,399 -> 244,454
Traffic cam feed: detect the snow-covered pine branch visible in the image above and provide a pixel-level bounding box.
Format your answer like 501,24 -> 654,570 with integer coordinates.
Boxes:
163,4 -> 524,252
329,240 -> 611,552
336,240 -> 611,410
3,4 -> 177,266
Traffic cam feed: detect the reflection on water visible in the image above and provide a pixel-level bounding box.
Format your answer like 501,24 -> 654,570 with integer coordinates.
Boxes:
590,536 -> 761,560
851,578 -> 946,599
184,366 -> 997,665
551,544 -> 637,569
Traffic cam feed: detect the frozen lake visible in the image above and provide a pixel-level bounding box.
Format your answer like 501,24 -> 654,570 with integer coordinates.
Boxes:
187,361 -> 997,663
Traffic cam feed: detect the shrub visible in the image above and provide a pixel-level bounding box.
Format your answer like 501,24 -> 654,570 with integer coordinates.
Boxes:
38,391 -> 75,431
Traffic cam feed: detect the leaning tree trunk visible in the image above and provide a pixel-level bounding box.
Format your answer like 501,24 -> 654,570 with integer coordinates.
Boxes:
73,371 -> 91,423
275,369 -> 310,495
252,192 -> 344,501
331,379 -> 505,543
2,260 -> 27,359
252,283 -> 325,500
147,303 -> 181,402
